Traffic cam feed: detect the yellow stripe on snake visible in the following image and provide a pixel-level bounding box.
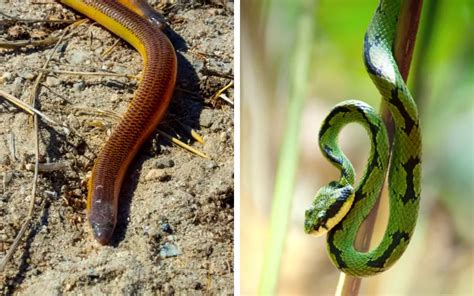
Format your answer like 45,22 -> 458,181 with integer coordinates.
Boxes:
304,0 -> 422,277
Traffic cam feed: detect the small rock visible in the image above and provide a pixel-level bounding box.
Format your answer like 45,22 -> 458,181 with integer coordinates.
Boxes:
45,76 -> 60,87
194,282 -> 203,290
205,161 -> 218,170
145,169 -> 170,181
159,242 -> 181,258
11,77 -> 24,97
44,190 -> 58,199
87,268 -> 99,279
39,225 -> 48,234
1,72 -> 12,83
69,50 -> 90,65
208,8 -> 223,16
3,172 -> 13,187
110,94 -> 119,102
7,25 -> 26,38
160,222 -> 173,234
67,113 -> 80,129
154,158 -> 174,169
219,131 -> 228,142
105,79 -> 125,89
211,117 -> 222,132
73,80 -> 85,92
199,109 -> 214,127
144,224 -> 160,238
19,70 -> 35,80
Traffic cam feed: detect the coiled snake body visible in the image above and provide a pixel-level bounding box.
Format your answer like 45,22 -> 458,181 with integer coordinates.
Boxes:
304,0 -> 421,276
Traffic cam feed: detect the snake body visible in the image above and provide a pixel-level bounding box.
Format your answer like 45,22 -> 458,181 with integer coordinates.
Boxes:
60,0 -> 177,244
304,0 -> 421,276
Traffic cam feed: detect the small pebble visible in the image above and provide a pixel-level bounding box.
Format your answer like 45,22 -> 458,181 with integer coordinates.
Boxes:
87,268 -> 99,279
199,109 -> 214,127
219,131 -> 228,142
20,71 -> 35,80
69,50 -> 90,65
11,77 -> 23,97
205,161 -> 218,170
211,118 -> 222,132
1,72 -> 12,83
73,80 -> 85,92
39,225 -> 48,234
159,242 -> 181,258
145,169 -> 170,181
105,79 -> 125,89
45,76 -> 60,87
44,190 -> 58,199
208,8 -> 223,16
3,171 -> 13,187
154,158 -> 174,169
160,222 -> 173,234
194,282 -> 203,290
67,113 -> 80,129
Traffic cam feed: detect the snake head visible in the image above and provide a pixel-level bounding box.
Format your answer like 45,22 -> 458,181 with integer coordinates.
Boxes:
87,184 -> 117,245
304,182 -> 355,236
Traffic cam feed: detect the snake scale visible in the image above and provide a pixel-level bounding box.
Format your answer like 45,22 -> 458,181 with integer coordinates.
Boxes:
304,0 -> 421,277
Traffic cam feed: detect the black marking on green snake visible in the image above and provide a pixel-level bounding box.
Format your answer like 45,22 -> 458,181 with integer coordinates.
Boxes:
355,105 -> 382,167
363,34 -> 383,77
389,88 -> 416,134
325,186 -> 353,218
400,156 -> 420,203
327,224 -> 348,269
328,181 -> 346,189
323,145 -> 351,180
366,231 -> 410,268
319,106 -> 352,137
322,145 -> 343,167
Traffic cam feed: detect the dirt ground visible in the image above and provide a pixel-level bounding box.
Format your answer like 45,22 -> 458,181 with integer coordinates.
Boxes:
0,1 -> 234,294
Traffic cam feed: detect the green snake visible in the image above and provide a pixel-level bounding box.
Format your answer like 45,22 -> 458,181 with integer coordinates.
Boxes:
304,0 -> 421,277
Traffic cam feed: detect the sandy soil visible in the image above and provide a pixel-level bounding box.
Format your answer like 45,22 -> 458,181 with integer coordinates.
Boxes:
0,1 -> 234,294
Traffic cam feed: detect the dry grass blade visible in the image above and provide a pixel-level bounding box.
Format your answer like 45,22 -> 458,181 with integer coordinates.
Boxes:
0,25 -> 70,272
25,162 -> 69,172
8,132 -> 17,161
157,130 -> 209,159
0,37 -> 60,49
0,11 -> 76,25
76,107 -> 208,158
0,90 -> 58,125
178,122 -> 205,144
211,81 -> 234,105
190,129 -> 205,144
34,68 -> 140,79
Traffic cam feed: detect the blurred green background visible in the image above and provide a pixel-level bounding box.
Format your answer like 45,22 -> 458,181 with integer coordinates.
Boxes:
241,0 -> 473,294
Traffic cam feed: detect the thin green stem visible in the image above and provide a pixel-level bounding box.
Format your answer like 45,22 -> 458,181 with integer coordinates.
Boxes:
257,2 -> 315,294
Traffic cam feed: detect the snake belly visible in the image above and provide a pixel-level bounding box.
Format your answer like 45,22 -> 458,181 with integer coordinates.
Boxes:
59,0 -> 177,244
304,0 -> 421,277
